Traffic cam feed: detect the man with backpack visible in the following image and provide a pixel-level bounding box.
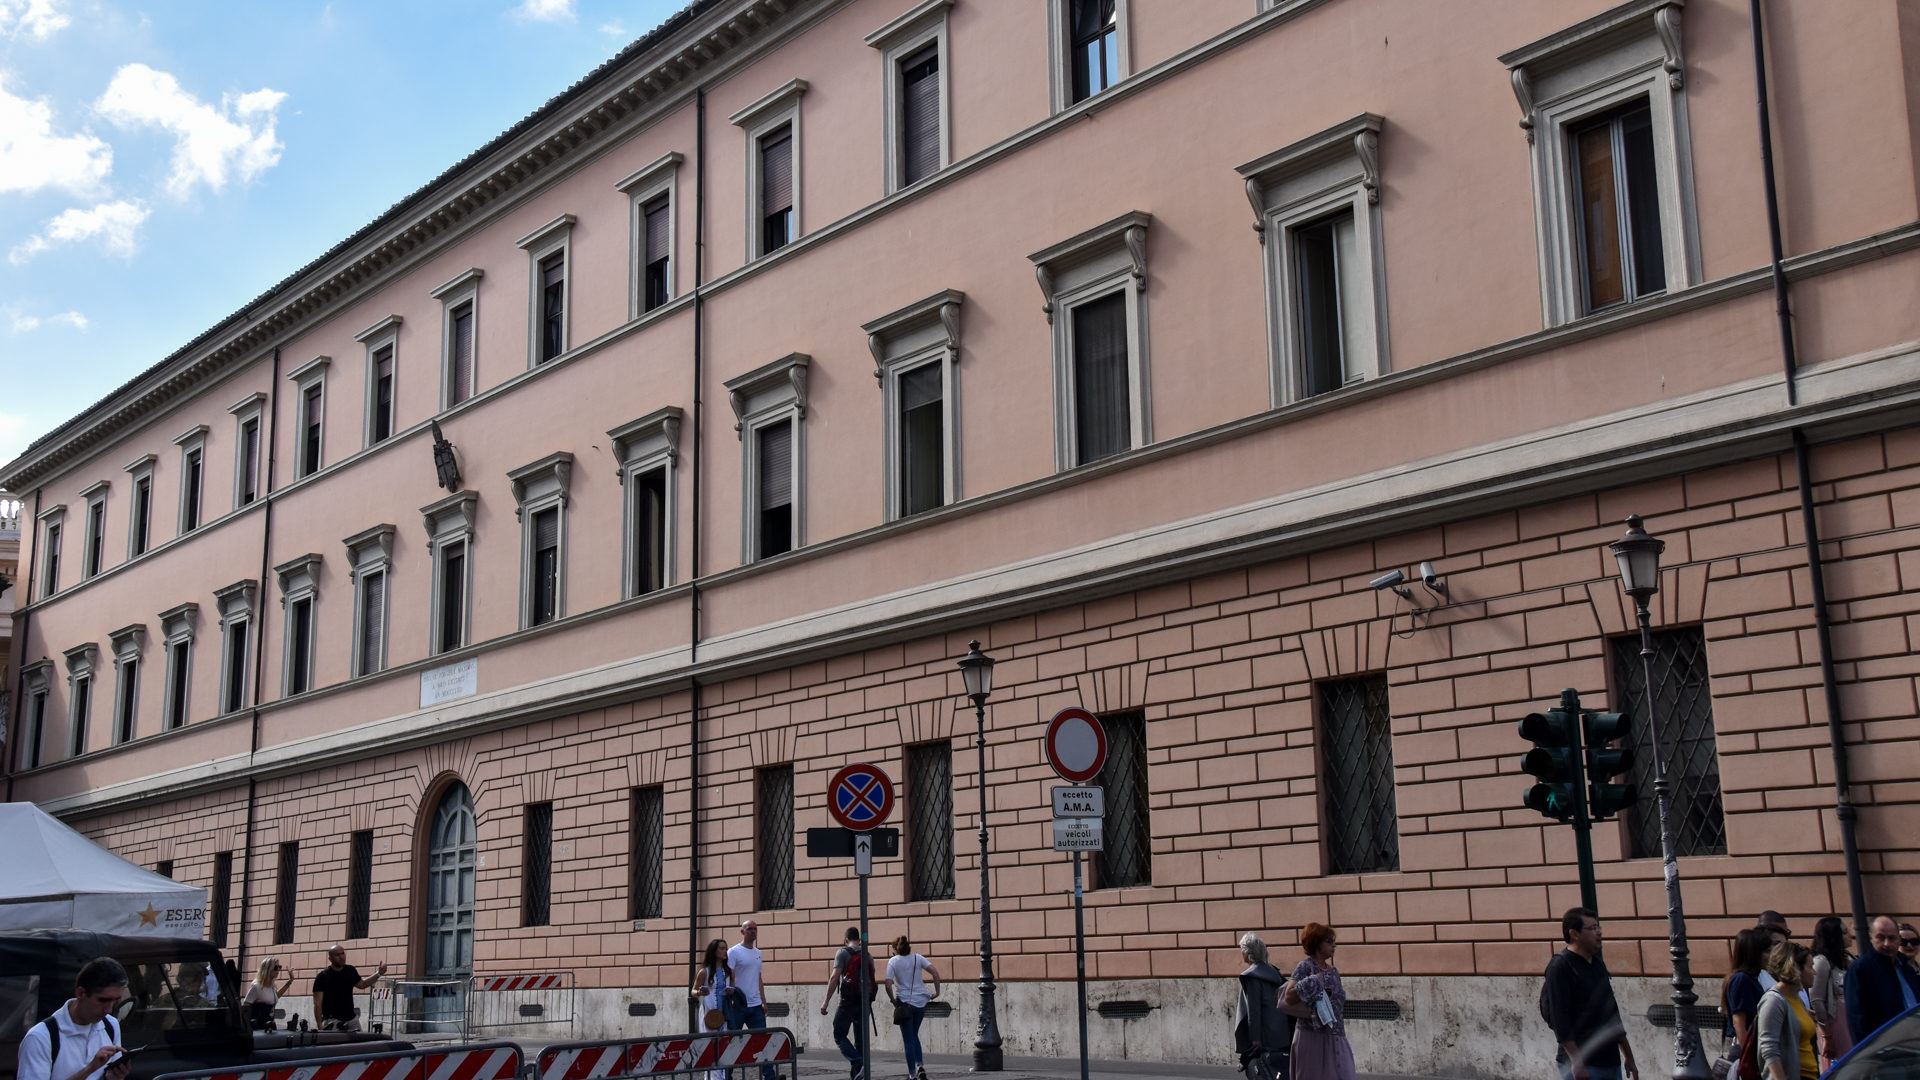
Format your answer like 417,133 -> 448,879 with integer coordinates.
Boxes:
16,957 -> 133,1080
819,927 -> 876,1080
1543,909 -> 1640,1080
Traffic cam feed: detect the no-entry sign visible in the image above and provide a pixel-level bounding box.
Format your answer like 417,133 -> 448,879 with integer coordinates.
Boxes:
1044,707 -> 1108,784
826,763 -> 895,832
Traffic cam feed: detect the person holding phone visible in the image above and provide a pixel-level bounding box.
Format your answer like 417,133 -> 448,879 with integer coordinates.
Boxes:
16,957 -> 133,1080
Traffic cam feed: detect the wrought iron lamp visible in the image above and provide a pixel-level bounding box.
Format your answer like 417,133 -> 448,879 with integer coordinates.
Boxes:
957,639 -> 1002,1071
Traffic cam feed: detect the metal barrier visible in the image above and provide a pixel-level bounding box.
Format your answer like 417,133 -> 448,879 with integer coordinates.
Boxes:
368,978 -> 468,1040
537,1029 -> 798,1080
151,1040 -> 523,1080
465,972 -> 575,1041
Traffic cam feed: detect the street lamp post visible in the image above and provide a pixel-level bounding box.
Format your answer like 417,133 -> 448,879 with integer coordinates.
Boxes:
957,640 -> 1003,1071
1609,515 -> 1709,1080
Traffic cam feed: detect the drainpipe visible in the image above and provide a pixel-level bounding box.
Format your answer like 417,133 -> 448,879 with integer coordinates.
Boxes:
238,345 -> 284,970
4,487 -> 42,803
686,86 -> 707,1031
1748,0 -> 1870,946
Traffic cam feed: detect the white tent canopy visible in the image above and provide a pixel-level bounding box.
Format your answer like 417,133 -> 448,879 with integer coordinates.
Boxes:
0,802 -> 207,938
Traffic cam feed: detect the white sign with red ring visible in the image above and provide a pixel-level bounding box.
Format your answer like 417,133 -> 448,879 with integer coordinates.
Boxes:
1044,707 -> 1107,784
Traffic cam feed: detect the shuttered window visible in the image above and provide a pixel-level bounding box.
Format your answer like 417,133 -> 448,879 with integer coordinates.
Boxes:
301,383 -> 323,477
901,45 -> 941,186
371,347 -> 395,444
530,507 -> 560,625
540,253 -> 566,362
358,571 -> 386,675
450,304 -> 475,404
239,419 -> 260,505
760,128 -> 794,253
755,419 -> 793,559
643,197 -> 671,312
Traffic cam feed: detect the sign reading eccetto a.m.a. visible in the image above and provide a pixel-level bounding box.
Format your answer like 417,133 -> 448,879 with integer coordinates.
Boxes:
421,658 -> 479,708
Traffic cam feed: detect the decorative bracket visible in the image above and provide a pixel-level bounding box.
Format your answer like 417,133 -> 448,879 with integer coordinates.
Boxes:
1655,3 -> 1684,89
1355,129 -> 1380,204
1511,68 -> 1536,143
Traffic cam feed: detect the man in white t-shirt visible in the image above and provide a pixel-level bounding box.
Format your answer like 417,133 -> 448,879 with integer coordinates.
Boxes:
724,921 -> 779,1080
16,957 -> 133,1080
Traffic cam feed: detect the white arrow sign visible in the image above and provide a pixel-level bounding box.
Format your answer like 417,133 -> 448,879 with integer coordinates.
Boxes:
854,832 -> 874,876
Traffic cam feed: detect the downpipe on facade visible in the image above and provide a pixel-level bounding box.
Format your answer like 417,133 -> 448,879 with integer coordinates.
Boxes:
237,345 -> 284,971
1748,0 -> 1871,945
686,86 -> 707,1033
4,487 -> 42,803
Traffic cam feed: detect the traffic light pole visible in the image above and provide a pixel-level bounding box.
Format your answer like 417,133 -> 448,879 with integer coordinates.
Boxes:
1558,688 -> 1600,915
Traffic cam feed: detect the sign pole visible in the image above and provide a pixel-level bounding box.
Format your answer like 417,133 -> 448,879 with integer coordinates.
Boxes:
860,834 -> 875,1080
1073,850 -> 1089,1080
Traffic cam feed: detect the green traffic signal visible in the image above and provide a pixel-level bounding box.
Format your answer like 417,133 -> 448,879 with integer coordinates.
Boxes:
1518,707 -> 1580,823
1581,709 -> 1639,822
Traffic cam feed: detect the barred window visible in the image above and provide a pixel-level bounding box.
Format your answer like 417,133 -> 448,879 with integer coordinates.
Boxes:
274,842 -> 298,945
210,851 -> 233,948
631,786 -> 665,920
347,830 -> 374,939
756,765 -> 795,910
524,803 -> 553,927
1092,711 -> 1151,889
906,742 -> 954,901
1319,675 -> 1399,874
155,859 -> 173,879
1612,627 -> 1726,857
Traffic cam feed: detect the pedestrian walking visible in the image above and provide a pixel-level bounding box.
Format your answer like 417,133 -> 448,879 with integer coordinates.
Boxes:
243,958 -> 295,1030
1807,916 -> 1854,1068
1543,908 -> 1639,1080
311,945 -> 386,1032
883,936 -> 940,1080
1717,928 -> 1767,1080
1845,916 -> 1920,1042
725,920 -> 780,1080
1753,915 -> 1808,1008
1756,943 -> 1817,1080
1285,924 -> 1354,1080
820,927 -> 875,1080
1232,932 -> 1296,1080
691,940 -> 731,1080
15,957 -> 131,1080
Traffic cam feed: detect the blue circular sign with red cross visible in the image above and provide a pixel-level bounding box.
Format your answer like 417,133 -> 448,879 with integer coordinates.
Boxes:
827,762 -> 895,832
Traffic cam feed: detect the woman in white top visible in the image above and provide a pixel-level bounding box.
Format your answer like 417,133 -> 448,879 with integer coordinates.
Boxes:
883,936 -> 941,1080
690,939 -> 731,1080
242,958 -> 293,1030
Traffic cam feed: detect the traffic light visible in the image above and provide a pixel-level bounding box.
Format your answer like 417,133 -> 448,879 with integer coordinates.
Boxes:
1582,708 -> 1638,822
1519,705 -> 1581,823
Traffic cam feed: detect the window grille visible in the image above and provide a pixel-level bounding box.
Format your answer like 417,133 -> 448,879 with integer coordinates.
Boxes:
524,803 -> 553,927
907,742 -> 954,901
1319,675 -> 1399,874
155,859 -> 173,879
756,765 -> 795,910
631,786 -> 665,920
274,842 -> 298,945
211,851 -> 233,948
1612,627 -> 1726,857
1093,711 -> 1151,888
347,829 -> 374,939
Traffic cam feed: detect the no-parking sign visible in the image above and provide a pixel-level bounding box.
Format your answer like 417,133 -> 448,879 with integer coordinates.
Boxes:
826,763 -> 895,832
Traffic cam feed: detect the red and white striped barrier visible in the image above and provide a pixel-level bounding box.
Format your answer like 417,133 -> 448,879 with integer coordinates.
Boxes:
156,1043 -> 522,1080
538,1030 -> 794,1080
471,973 -> 566,992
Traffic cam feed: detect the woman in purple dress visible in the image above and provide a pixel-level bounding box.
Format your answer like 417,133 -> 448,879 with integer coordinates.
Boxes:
1288,923 -> 1356,1080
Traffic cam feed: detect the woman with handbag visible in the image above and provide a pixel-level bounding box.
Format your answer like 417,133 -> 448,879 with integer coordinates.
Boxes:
1808,916 -> 1854,1069
242,958 -> 294,1031
884,936 -> 941,1080
1233,933 -> 1298,1080
1287,924 -> 1355,1080
1716,928 -> 1768,1080
691,939 -> 732,1080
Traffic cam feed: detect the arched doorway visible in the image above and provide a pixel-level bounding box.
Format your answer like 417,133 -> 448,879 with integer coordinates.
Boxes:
420,782 -> 475,1032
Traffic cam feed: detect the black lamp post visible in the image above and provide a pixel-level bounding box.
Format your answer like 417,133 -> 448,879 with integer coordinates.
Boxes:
957,639 -> 1003,1071
1609,515 -> 1709,1080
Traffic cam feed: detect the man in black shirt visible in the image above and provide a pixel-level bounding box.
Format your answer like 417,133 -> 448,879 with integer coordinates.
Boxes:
311,945 -> 386,1031
1545,909 -> 1639,1080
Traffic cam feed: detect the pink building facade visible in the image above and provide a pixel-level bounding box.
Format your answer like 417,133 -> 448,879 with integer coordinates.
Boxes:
5,0 -> 1920,1072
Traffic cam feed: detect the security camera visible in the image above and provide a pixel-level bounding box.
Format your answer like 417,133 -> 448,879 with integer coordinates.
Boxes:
1370,570 -> 1414,601
1419,561 -> 1447,597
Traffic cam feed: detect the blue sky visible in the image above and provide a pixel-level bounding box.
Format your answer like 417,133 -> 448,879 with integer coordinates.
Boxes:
0,0 -> 685,471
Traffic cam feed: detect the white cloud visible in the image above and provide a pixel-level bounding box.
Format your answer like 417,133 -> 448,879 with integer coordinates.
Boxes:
0,0 -> 69,40
6,309 -> 87,333
599,21 -> 625,37
9,199 -> 148,263
0,76 -> 112,196
95,64 -> 287,199
514,0 -> 574,21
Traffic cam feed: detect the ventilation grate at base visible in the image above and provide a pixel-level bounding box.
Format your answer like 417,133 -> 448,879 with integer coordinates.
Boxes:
627,1003 -> 657,1017
924,1001 -> 953,1019
1096,1000 -> 1153,1020
1344,1000 -> 1402,1022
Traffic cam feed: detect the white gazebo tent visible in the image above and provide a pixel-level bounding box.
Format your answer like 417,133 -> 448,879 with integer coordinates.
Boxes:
0,802 -> 207,938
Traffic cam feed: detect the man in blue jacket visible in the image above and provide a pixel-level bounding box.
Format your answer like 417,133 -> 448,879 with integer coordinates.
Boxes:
1847,916 -> 1920,1041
